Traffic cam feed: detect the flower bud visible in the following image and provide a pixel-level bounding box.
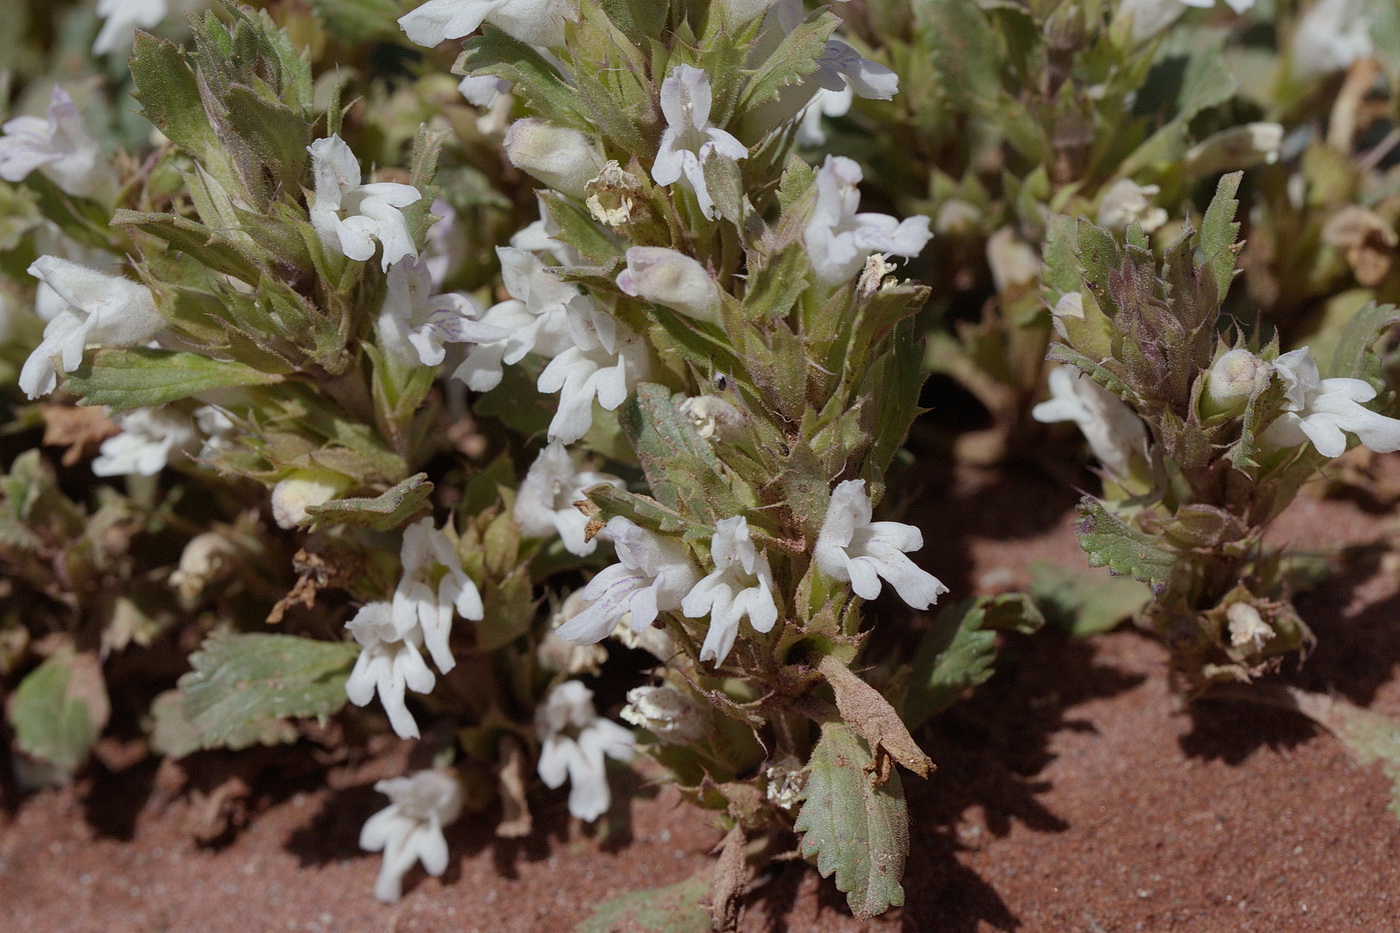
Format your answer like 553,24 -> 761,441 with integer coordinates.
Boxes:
620,685 -> 711,744
503,119 -> 602,200
271,470 -> 353,529
934,199 -> 982,236
1201,348 -> 1271,420
616,247 -> 722,324
1184,123 -> 1283,176
169,532 -> 240,600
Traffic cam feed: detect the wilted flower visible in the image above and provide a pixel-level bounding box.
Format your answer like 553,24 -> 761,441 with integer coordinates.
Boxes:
804,155 -> 931,285
504,119 -> 602,200
169,531 -> 239,600
586,161 -> 643,227
398,0 -> 579,48
377,259 -> 501,369
535,680 -> 634,822
392,517 -> 483,675
1097,179 -> 1168,234
764,756 -> 807,810
1292,0 -> 1372,78
20,257 -> 164,399
307,136 -> 422,271
1226,602 -> 1273,651
555,517 -> 700,645
515,441 -> 623,556
620,685 -> 710,744
1032,366 -> 1150,479
345,601 -> 436,740
1261,348 -> 1400,458
616,247 -> 722,324
92,407 -> 197,477
0,87 -> 114,200
677,395 -> 746,442
813,480 -> 948,610
360,770 -> 463,903
652,65 -> 749,221
681,516 -> 780,665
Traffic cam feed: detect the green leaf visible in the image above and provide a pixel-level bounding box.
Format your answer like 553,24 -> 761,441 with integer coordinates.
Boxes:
312,0 -> 405,42
1198,171 -> 1243,303
620,384 -> 745,521
9,648 -> 110,777
901,598 -> 998,730
147,689 -> 203,758
738,11 -> 840,111
477,569 -> 536,652
794,720 -> 909,920
1327,301 -> 1400,385
130,33 -> 225,174
112,209 -> 267,283
305,473 -> 433,531
584,483 -> 695,536
1074,498 -> 1176,595
178,632 -> 358,751
575,873 -> 713,933
63,348 -> 285,413
1029,562 -> 1152,637
455,28 -> 592,131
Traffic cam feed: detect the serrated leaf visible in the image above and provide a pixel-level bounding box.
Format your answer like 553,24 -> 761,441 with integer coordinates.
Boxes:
1327,301 -> 1400,385
575,873 -> 713,933
738,11 -> 840,111
584,484 -> 694,536
620,384 -> 745,521
130,33 -> 225,173
1074,498 -> 1176,594
179,632 -> 358,751
1029,562 -> 1151,638
901,598 -> 999,730
794,720 -> 908,920
147,688 -> 202,758
454,28 -> 592,131
9,648 -> 109,777
305,473 -> 433,531
115,208 -> 267,282
818,656 -> 932,780
1198,171 -> 1243,303
64,347 -> 285,413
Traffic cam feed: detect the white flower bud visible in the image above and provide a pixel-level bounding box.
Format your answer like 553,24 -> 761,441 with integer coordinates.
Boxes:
1202,348 -> 1271,419
616,247 -> 722,324
1184,123 -> 1283,177
934,199 -> 982,236
503,119 -> 602,200
986,227 -> 1041,294
271,470 -> 352,529
169,532 -> 240,600
620,685 -> 711,744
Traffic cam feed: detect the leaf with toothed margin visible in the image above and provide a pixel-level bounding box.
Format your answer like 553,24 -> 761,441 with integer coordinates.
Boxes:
1074,498 -> 1175,594
1198,171 -> 1243,302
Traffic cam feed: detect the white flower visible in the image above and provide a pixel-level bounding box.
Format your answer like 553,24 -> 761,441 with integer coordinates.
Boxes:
813,479 -> 948,610
535,680 -> 634,822
20,257 -> 165,399
796,85 -> 854,148
537,310 -> 649,445
804,155 -> 931,285
1097,179 -> 1168,234
1292,0 -> 1373,79
93,0 -> 167,55
555,517 -> 700,645
509,198 -> 577,264
515,441 -> 623,556
1032,365 -> 1150,478
1261,347 -> 1400,458
1115,0 -> 1254,43
458,75 -> 514,135
0,87 -> 114,200
1226,602 -> 1273,651
652,65 -> 750,221
616,247 -> 722,324
620,685 -> 710,744
377,259 -> 501,369
503,119 -> 602,200
193,405 -> 237,461
813,40 -> 899,101
392,517 -> 483,675
92,407 -> 196,477
451,246 -> 579,391
270,470 -> 352,529
345,601 -> 437,740
681,516 -> 779,665
307,136 -> 422,271
398,0 -> 579,47
985,227 -> 1041,293
360,770 -> 463,904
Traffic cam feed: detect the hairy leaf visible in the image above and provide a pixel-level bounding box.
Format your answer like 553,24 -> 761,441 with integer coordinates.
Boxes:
10,648 -> 110,777
575,873 -> 713,933
1074,498 -> 1176,594
902,598 -> 998,730
1030,562 -> 1152,637
1198,171 -> 1243,303
305,474 -> 433,531
1327,301 -> 1400,385
64,348 -> 284,413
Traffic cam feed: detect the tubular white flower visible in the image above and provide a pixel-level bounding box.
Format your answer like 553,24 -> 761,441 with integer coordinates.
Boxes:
1261,347 -> 1400,458
345,601 -> 436,740
307,136 -> 422,271
398,0 -> 579,48
378,259 -> 502,369
652,65 -> 749,221
92,407 -> 197,477
93,0 -> 174,55
803,156 -> 931,285
555,517 -> 700,645
620,685 -> 710,744
814,40 -> 899,101
0,87 -> 114,200
392,517 -> 483,675
681,516 -> 779,666
360,770 -> 463,904
1115,0 -> 1254,43
535,680 -> 634,822
813,480 -> 948,610
796,85 -> 854,148
616,247 -> 723,324
20,257 -> 164,399
515,441 -> 623,556
503,119 -> 602,200
451,246 -> 579,391
537,310 -> 650,445
1032,366 -> 1150,479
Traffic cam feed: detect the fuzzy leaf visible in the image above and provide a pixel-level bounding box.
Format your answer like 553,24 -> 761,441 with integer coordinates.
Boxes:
795,720 -> 909,919
178,632 -> 358,751
9,648 -> 110,777
1074,498 -> 1176,594
738,11 -> 840,111
1327,301 -> 1400,385
455,27 -> 592,131
1030,562 -> 1152,637
901,598 -> 998,730
620,384 -> 745,521
304,474 -> 433,531
1198,171 -> 1243,303
64,348 -> 284,413
584,484 -> 695,536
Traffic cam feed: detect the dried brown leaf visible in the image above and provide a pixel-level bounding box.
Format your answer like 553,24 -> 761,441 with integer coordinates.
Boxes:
818,655 -> 933,782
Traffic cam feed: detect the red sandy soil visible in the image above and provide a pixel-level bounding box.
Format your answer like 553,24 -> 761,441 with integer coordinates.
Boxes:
4,460 -> 1400,932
